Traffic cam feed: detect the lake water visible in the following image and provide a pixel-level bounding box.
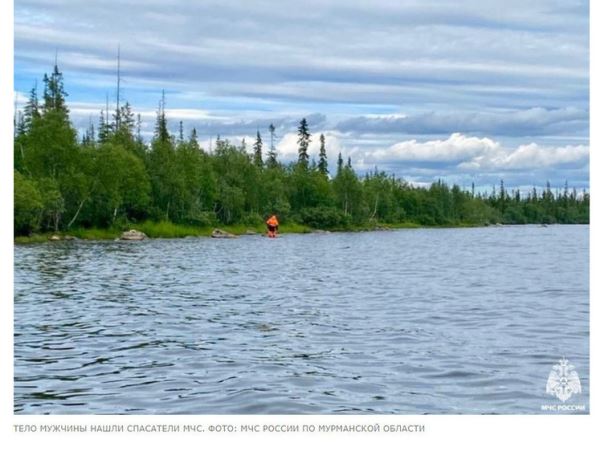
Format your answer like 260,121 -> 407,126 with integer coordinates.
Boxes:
14,225 -> 589,414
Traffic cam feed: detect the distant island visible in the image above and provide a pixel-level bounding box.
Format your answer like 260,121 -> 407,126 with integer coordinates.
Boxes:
14,65 -> 589,242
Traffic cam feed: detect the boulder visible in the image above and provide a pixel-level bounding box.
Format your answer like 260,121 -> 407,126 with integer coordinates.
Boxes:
48,235 -> 61,241
64,235 -> 78,241
211,228 -> 238,239
244,230 -> 258,235
120,229 -> 147,241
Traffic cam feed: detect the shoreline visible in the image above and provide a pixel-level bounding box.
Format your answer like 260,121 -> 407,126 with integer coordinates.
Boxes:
13,221 -> 588,244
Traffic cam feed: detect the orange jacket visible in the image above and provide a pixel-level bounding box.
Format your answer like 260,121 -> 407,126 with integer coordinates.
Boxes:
266,215 -> 279,227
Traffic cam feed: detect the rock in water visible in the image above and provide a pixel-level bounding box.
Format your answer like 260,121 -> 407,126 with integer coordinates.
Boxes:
49,235 -> 61,241
211,228 -> 238,239
120,229 -> 147,241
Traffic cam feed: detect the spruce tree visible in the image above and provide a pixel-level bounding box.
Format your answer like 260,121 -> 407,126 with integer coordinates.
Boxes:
42,64 -> 68,114
190,128 -> 199,148
266,123 -> 278,167
318,133 -> 328,175
268,123 -> 276,150
178,120 -> 184,143
116,102 -> 135,135
253,130 -> 263,167
98,109 -> 112,143
297,118 -> 310,168
154,91 -> 169,143
23,84 -> 40,133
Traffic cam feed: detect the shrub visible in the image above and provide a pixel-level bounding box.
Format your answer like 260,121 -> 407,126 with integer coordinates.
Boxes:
241,212 -> 264,226
185,210 -> 217,227
300,206 -> 347,228
14,171 -> 43,235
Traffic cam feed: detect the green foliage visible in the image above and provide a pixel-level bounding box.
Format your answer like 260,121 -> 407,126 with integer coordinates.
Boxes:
13,65 -> 590,237
300,206 -> 347,229
297,118 -> 310,168
318,133 -> 328,175
253,130 -> 263,167
278,222 -> 312,234
42,64 -> 69,115
154,91 -> 169,143
333,162 -> 364,221
136,220 -> 212,238
68,227 -> 121,240
241,212 -> 265,226
266,123 -> 278,168
37,177 -> 65,231
87,143 -> 151,226
14,171 -> 43,235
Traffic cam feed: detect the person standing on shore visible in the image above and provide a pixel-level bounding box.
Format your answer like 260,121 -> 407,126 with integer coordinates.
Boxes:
266,215 -> 279,238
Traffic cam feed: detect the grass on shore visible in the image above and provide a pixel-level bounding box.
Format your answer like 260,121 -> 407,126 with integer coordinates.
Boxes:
136,221 -> 312,237
14,220 -> 314,243
69,227 -> 122,240
14,234 -> 51,244
14,220 -> 482,244
136,221 -> 212,238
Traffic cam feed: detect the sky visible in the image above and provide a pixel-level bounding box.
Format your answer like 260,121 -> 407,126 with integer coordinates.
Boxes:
13,0 -> 590,191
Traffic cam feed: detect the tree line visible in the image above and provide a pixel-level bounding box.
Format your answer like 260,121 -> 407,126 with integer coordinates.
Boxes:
14,64 -> 589,236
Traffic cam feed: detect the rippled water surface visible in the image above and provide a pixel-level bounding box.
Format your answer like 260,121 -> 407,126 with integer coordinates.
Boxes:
14,226 -> 589,414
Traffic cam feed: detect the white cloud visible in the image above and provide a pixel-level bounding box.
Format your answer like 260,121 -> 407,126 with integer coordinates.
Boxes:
252,130 -> 585,177
358,133 -> 588,172
367,133 -> 499,163
461,143 -> 589,170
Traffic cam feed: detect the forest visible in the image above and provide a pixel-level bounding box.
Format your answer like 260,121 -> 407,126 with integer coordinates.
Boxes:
14,65 -> 590,237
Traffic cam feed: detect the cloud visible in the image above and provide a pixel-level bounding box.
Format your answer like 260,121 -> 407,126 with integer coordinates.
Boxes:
13,0 -> 590,189
337,108 -> 588,137
255,130 -> 588,184
344,133 -> 589,188
360,133 -> 588,170
14,0 -> 588,112
460,142 -> 589,170
364,133 -> 497,163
